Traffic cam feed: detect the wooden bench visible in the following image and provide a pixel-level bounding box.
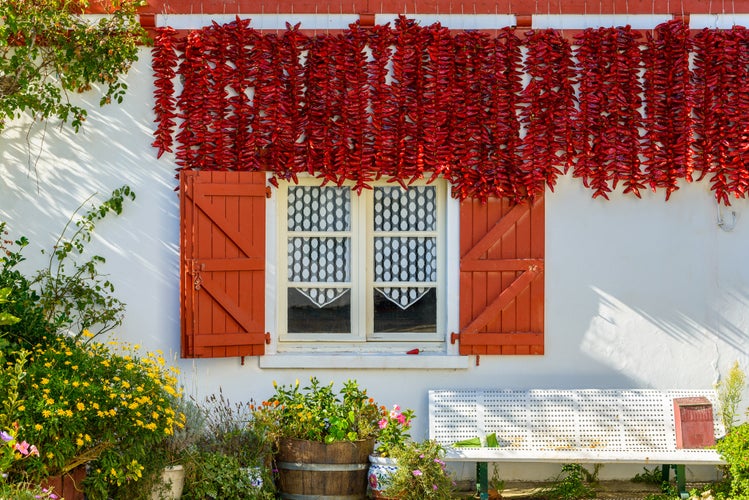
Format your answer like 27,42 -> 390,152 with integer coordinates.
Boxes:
428,389 -> 726,500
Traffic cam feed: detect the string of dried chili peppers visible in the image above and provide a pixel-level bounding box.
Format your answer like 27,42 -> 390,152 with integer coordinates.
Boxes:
520,29 -> 576,199
642,20 -> 694,200
151,27 -> 179,159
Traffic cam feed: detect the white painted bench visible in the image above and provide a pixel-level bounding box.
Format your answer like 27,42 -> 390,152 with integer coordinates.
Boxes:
428,389 -> 726,499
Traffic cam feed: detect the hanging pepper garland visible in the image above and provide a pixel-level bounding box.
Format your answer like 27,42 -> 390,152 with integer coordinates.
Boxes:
519,29 -> 576,199
151,26 -> 179,159
573,26 -> 644,199
152,19 -> 749,205
692,26 -> 749,204
642,20 -> 694,200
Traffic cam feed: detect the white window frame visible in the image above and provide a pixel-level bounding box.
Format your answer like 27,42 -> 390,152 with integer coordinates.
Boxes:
274,175 -> 448,353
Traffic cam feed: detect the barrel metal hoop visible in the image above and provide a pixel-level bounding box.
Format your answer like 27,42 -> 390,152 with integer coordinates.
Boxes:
276,461 -> 369,472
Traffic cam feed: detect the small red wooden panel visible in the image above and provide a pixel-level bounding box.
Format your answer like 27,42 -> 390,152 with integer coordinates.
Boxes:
180,170 -> 267,358
456,195 -> 544,356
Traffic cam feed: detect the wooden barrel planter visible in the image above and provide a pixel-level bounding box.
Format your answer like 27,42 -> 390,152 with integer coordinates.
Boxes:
276,437 -> 374,499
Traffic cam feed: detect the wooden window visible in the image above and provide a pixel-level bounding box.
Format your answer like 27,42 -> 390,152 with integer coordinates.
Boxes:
277,177 -> 447,349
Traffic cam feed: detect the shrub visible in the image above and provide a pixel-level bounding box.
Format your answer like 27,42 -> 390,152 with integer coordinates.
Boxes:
716,422 -> 749,500
182,451 -> 271,500
0,186 -> 135,351
10,335 -> 183,500
384,439 -> 455,500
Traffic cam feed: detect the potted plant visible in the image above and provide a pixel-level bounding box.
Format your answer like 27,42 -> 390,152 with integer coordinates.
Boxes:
193,390 -> 274,495
254,377 -> 381,499
380,439 -> 455,500
368,404 -> 415,498
150,397 -> 203,500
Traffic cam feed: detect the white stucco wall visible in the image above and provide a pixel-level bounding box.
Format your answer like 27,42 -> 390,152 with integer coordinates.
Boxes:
1,51 -> 747,482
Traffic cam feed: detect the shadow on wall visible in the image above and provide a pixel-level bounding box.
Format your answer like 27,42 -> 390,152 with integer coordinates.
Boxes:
0,55 -> 182,350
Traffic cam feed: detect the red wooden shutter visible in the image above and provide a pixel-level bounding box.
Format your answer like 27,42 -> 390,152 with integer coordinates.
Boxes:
180,170 -> 268,358
453,195 -> 544,355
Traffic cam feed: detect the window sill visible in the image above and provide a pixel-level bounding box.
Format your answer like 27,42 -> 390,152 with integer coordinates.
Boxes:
258,353 -> 471,370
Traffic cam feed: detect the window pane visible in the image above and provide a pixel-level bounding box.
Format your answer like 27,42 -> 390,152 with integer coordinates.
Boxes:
373,288 -> 436,333
288,237 -> 350,285
288,288 -> 351,333
374,237 -> 436,283
373,186 -> 436,232
288,186 -> 350,232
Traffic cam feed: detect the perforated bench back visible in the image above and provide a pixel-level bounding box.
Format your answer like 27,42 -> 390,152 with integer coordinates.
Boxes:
429,389 -> 724,454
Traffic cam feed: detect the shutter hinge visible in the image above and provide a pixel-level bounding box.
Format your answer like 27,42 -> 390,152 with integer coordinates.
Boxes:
450,332 -> 460,344
265,332 -> 271,344
265,186 -> 272,199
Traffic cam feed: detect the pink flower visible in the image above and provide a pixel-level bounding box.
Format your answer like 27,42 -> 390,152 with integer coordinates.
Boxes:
29,444 -> 40,456
378,419 -> 388,429
14,441 -> 31,456
396,413 -> 406,424
412,469 -> 422,476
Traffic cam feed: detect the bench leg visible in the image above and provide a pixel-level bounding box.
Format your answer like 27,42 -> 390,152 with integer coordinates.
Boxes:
476,462 -> 489,500
662,464 -> 689,499
674,464 -> 687,499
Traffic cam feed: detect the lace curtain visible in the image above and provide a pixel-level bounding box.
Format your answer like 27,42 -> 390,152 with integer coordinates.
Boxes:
287,185 -> 436,310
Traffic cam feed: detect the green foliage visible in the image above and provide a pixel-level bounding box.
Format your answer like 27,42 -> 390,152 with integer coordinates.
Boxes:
0,288 -> 20,327
716,422 -> 749,499
0,186 -> 135,350
35,185 -> 136,341
182,451 -> 272,500
715,361 -> 747,432
536,464 -> 597,500
384,439 -> 455,500
0,0 -> 148,132
256,377 -> 381,444
632,466 -> 666,485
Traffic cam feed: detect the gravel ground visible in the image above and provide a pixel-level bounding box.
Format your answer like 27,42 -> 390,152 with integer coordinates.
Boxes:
455,480 -> 667,499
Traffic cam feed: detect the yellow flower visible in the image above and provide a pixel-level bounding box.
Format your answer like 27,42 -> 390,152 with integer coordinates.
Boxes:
82,330 -> 94,338
42,410 -> 51,418
34,424 -> 43,431
76,437 -> 84,447
41,378 -> 49,385
76,402 -> 85,411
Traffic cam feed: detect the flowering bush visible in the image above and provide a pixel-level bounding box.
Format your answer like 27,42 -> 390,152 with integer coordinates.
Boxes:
384,440 -> 455,500
716,421 -> 749,499
0,353 -> 57,500
11,334 -> 184,500
375,405 -> 415,457
255,377 -> 381,444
